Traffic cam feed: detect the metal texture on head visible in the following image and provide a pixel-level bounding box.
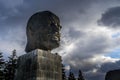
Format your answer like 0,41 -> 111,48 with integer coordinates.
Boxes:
25,11 -> 62,52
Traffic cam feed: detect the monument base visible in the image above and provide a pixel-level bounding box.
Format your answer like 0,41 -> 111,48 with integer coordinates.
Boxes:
14,49 -> 62,80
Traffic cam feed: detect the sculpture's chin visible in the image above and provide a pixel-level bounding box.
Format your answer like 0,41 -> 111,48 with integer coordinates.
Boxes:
47,40 -> 60,50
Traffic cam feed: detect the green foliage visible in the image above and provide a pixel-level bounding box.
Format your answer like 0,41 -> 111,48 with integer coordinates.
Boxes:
68,70 -> 76,80
4,50 -> 18,80
0,52 -> 5,80
78,70 -> 85,80
62,64 -> 66,80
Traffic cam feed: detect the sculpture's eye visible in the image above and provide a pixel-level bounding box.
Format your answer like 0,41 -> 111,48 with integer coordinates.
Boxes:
50,23 -> 54,27
50,23 -> 58,31
50,23 -> 61,30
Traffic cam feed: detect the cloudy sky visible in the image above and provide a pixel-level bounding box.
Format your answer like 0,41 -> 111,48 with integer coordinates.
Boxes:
0,0 -> 120,80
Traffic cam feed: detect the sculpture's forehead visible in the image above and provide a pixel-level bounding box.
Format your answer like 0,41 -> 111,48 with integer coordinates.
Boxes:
28,11 -> 60,25
27,11 -> 61,31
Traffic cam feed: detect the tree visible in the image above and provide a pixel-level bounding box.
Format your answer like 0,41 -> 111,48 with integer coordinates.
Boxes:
78,70 -> 85,80
62,64 -> 66,80
68,70 -> 76,80
0,52 -> 5,80
4,50 -> 18,80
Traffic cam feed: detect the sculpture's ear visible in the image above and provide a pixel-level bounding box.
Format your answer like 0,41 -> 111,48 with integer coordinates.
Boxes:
27,25 -> 34,37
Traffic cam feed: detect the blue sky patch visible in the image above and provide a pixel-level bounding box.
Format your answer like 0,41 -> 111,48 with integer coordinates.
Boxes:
112,32 -> 120,38
105,48 -> 120,58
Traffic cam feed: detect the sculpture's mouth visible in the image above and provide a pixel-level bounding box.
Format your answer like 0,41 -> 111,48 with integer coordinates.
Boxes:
48,32 -> 60,41
52,36 -> 59,41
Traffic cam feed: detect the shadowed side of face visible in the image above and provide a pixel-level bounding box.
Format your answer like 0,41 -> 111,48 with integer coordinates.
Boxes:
25,11 -> 62,52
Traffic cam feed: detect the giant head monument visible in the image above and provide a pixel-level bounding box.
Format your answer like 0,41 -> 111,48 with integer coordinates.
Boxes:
14,11 -> 62,80
25,11 -> 62,52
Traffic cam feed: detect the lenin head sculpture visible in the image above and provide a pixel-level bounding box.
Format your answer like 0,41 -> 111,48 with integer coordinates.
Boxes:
25,11 -> 62,52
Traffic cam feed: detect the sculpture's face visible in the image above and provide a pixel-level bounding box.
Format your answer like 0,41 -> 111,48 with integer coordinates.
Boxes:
25,11 -> 62,52
36,18 -> 61,49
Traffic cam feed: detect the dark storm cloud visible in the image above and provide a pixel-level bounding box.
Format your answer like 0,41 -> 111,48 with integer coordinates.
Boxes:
63,31 -> 111,61
90,60 -> 120,80
68,27 -> 86,39
69,60 -> 120,80
0,0 -> 94,31
98,6 -> 120,28
99,60 -> 120,73
86,72 -> 105,80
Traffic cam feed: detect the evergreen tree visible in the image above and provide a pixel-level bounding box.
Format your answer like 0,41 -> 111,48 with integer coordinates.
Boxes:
68,70 -> 76,80
4,50 -> 18,80
62,64 -> 66,80
0,52 -> 5,80
78,70 -> 85,80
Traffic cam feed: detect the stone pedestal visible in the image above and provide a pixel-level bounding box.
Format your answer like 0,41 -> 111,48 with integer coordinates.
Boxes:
14,49 -> 62,80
